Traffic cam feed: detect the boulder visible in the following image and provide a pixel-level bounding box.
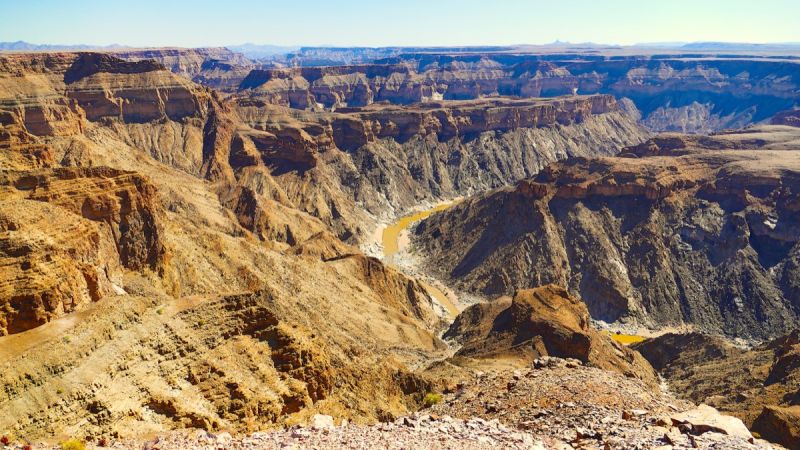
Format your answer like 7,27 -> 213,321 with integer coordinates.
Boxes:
310,414 -> 335,429
670,405 -> 752,439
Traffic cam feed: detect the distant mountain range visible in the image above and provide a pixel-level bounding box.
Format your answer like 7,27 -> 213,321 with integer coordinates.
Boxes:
3,40 -> 800,59
0,41 -> 301,60
0,40 -> 130,51
226,43 -> 300,59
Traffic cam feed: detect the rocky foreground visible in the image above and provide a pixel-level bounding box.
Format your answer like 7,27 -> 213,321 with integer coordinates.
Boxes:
2,359 -> 779,449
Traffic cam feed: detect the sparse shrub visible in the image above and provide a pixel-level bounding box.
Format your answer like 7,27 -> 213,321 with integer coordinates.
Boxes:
156,308 -> 163,315
62,336 -> 71,344
59,439 -> 85,450
422,392 -> 442,407
56,388 -> 63,395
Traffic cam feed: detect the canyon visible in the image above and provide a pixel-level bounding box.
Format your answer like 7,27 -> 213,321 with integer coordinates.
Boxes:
414,129 -> 800,340
0,43 -> 798,449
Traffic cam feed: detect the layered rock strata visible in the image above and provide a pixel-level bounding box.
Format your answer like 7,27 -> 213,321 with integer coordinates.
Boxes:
415,128 -> 800,339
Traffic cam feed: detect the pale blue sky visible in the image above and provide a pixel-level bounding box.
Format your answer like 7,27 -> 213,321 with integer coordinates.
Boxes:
1,0 -> 798,47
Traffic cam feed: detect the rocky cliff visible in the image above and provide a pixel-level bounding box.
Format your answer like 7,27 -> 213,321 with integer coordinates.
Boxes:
232,95 -> 646,242
112,47 -> 253,80
233,54 -> 800,133
0,167 -> 168,335
414,127 -> 800,339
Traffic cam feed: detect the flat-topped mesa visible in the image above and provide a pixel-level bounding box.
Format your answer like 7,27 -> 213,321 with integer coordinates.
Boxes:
238,64 -> 419,110
0,51 -> 240,177
63,52 -> 165,83
516,157 -> 704,201
63,54 -> 211,124
240,64 -> 413,88
110,47 -> 252,79
413,127 -> 800,339
329,95 -> 620,150
0,52 -> 211,133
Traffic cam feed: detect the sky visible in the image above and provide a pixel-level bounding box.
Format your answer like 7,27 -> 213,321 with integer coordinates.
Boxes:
1,0 -> 798,48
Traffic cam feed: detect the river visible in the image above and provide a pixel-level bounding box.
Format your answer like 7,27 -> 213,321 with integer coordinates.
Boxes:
381,201 -> 460,318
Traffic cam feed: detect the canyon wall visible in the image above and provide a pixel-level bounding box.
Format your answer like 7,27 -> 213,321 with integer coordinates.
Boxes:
414,129 -> 800,339
234,55 -> 800,133
232,95 -> 647,241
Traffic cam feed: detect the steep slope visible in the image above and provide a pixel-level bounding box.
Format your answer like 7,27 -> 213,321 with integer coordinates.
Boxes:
414,127 -> 800,339
232,95 -> 647,242
0,51 -> 449,439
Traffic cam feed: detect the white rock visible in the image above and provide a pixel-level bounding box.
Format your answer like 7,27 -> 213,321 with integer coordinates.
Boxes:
310,413 -> 335,429
215,431 -> 232,444
670,404 -> 752,439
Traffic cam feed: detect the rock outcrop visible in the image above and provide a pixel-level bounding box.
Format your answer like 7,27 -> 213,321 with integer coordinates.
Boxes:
0,284 -> 443,439
1,167 -> 168,271
443,285 -> 659,387
0,199 -> 121,335
753,405 -> 800,450
415,127 -> 800,339
0,167 -> 168,334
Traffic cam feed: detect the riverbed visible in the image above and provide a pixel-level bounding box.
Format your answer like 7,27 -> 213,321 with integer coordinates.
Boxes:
380,201 -> 461,318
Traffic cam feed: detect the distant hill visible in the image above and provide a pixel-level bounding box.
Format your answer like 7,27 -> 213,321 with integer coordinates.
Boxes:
0,40 -> 129,52
680,41 -> 800,51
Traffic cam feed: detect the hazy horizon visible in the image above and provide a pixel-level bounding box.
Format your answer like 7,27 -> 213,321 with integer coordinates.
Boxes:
2,0 -> 798,48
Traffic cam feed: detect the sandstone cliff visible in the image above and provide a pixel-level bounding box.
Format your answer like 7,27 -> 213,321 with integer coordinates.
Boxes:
112,47 -> 253,80
414,127 -> 800,339
0,167 -> 168,335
